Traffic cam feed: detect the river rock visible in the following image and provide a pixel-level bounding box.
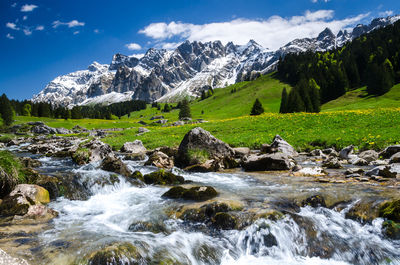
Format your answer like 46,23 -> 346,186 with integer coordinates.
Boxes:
212,212 -> 237,230
72,139 -> 113,165
310,149 -> 326,157
124,153 -> 146,161
345,168 -> 364,175
19,157 -> 42,168
176,127 -> 235,169
322,157 -> 342,169
389,152 -> 400,164
382,221 -> 400,240
301,195 -> 326,208
35,175 -> 60,200
162,186 -> 218,201
31,124 -> 72,135
365,165 -> 398,178
261,135 -> 298,157
359,150 -> 379,162
345,199 -> 381,223
143,170 -> 184,185
242,153 -> 294,171
121,140 -> 146,154
101,156 -> 131,177
80,242 -> 144,265
144,151 -> 174,169
184,159 -> 220,172
339,145 -> 354,160
379,199 -> 400,223
352,158 -> 369,166
380,145 -> 400,159
0,166 -> 19,199
322,148 -> 339,157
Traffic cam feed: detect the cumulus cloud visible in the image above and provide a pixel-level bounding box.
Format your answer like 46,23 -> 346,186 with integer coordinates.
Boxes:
21,4 -> 38,12
23,28 -> 32,35
6,33 -> 15,39
125,43 -> 142,50
36,25 -> 44,31
52,20 -> 85,28
139,10 -> 369,50
6,22 -> 19,30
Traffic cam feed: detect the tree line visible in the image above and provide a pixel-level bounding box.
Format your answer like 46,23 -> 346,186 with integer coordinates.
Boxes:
277,19 -> 400,113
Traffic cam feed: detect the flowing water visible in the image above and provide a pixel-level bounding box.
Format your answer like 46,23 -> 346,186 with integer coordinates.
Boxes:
1,146 -> 400,265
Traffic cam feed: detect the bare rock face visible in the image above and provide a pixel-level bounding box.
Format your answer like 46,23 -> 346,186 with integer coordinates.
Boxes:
120,140 -> 147,154
261,135 -> 298,157
144,151 -> 174,169
176,127 -> 235,169
241,153 -> 294,171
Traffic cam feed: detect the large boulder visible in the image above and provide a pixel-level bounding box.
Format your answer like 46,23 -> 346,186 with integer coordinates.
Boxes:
31,124 -> 72,135
144,151 -> 174,169
162,186 -> 218,201
359,150 -> 379,162
176,127 -> 235,169
380,145 -> 400,159
241,153 -> 294,171
365,165 -> 399,178
261,135 -> 298,157
389,152 -> 400,164
101,156 -> 131,177
0,184 -> 57,220
121,140 -> 146,154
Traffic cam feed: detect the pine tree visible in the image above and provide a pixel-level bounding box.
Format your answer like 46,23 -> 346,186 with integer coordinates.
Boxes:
0,94 -> 13,126
287,89 -> 305,113
279,88 -> 288,113
179,99 -> 191,119
250,98 -> 264,116
309,79 -> 321,113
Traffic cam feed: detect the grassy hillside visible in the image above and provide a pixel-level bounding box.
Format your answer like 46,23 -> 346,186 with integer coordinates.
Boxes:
322,84 -> 400,111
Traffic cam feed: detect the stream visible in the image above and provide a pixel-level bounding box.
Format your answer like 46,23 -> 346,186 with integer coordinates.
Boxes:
1,145 -> 400,265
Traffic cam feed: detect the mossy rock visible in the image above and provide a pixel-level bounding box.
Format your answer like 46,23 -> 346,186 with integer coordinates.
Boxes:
162,186 -> 218,201
143,170 -> 184,185
128,221 -> 167,234
71,148 -> 91,165
382,220 -> 400,240
130,171 -> 144,182
301,195 -> 326,208
212,212 -> 237,230
0,150 -> 26,198
78,242 -> 144,265
379,199 -> 400,223
35,175 -> 60,200
0,195 -> 30,216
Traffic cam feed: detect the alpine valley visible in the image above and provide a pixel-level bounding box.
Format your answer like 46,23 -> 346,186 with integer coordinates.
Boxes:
32,15 -> 400,107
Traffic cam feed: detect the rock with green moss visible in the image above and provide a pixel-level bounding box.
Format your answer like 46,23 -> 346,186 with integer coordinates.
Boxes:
162,186 -> 218,201
143,170 -> 184,185
78,242 -> 144,265
72,139 -> 114,165
382,220 -> 400,239
301,195 -> 326,208
144,151 -> 174,169
130,171 -> 144,182
379,199 -> 400,222
72,148 -> 91,165
212,212 -> 237,230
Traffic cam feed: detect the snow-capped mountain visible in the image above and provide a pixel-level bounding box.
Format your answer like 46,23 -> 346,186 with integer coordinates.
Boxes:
32,15 -> 400,107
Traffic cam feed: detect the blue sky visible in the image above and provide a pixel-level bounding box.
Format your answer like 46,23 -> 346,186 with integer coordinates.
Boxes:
0,0 -> 399,100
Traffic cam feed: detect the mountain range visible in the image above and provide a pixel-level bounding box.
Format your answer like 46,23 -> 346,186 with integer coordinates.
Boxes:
32,15 -> 400,107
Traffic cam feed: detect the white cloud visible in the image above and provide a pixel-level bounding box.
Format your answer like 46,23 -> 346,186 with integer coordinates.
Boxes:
94,29 -> 99,33
379,10 -> 394,17
6,33 -> 14,39
21,4 -> 38,12
158,42 -> 181,50
23,28 -> 32,35
11,3 -> 17,8
311,0 -> 330,3
125,43 -> 142,50
6,22 -> 19,30
139,10 -> 370,50
36,25 -> 44,31
23,16 -> 28,21
73,31 -> 80,35
52,20 -> 85,28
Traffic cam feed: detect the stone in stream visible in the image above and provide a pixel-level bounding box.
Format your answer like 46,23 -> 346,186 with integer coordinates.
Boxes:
322,157 -> 343,169
345,168 -> 364,175
175,127 -> 235,170
120,140 -> 147,154
19,157 -> 42,168
162,186 -> 218,201
143,170 -> 184,185
79,242 -> 144,265
71,139 -> 113,165
0,166 -> 19,199
345,199 -> 381,223
380,145 -> 400,159
322,148 -> 339,157
382,221 -> 400,240
358,150 -> 379,162
101,156 -> 131,177
339,145 -> 354,160
233,147 -> 251,158
309,149 -> 326,157
241,153 -> 295,171
0,249 -> 29,265
379,199 -> 400,223
144,151 -> 174,169
352,157 -> 369,166
301,195 -> 326,208
365,165 -> 398,178
261,135 -> 298,157
389,152 -> 400,164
